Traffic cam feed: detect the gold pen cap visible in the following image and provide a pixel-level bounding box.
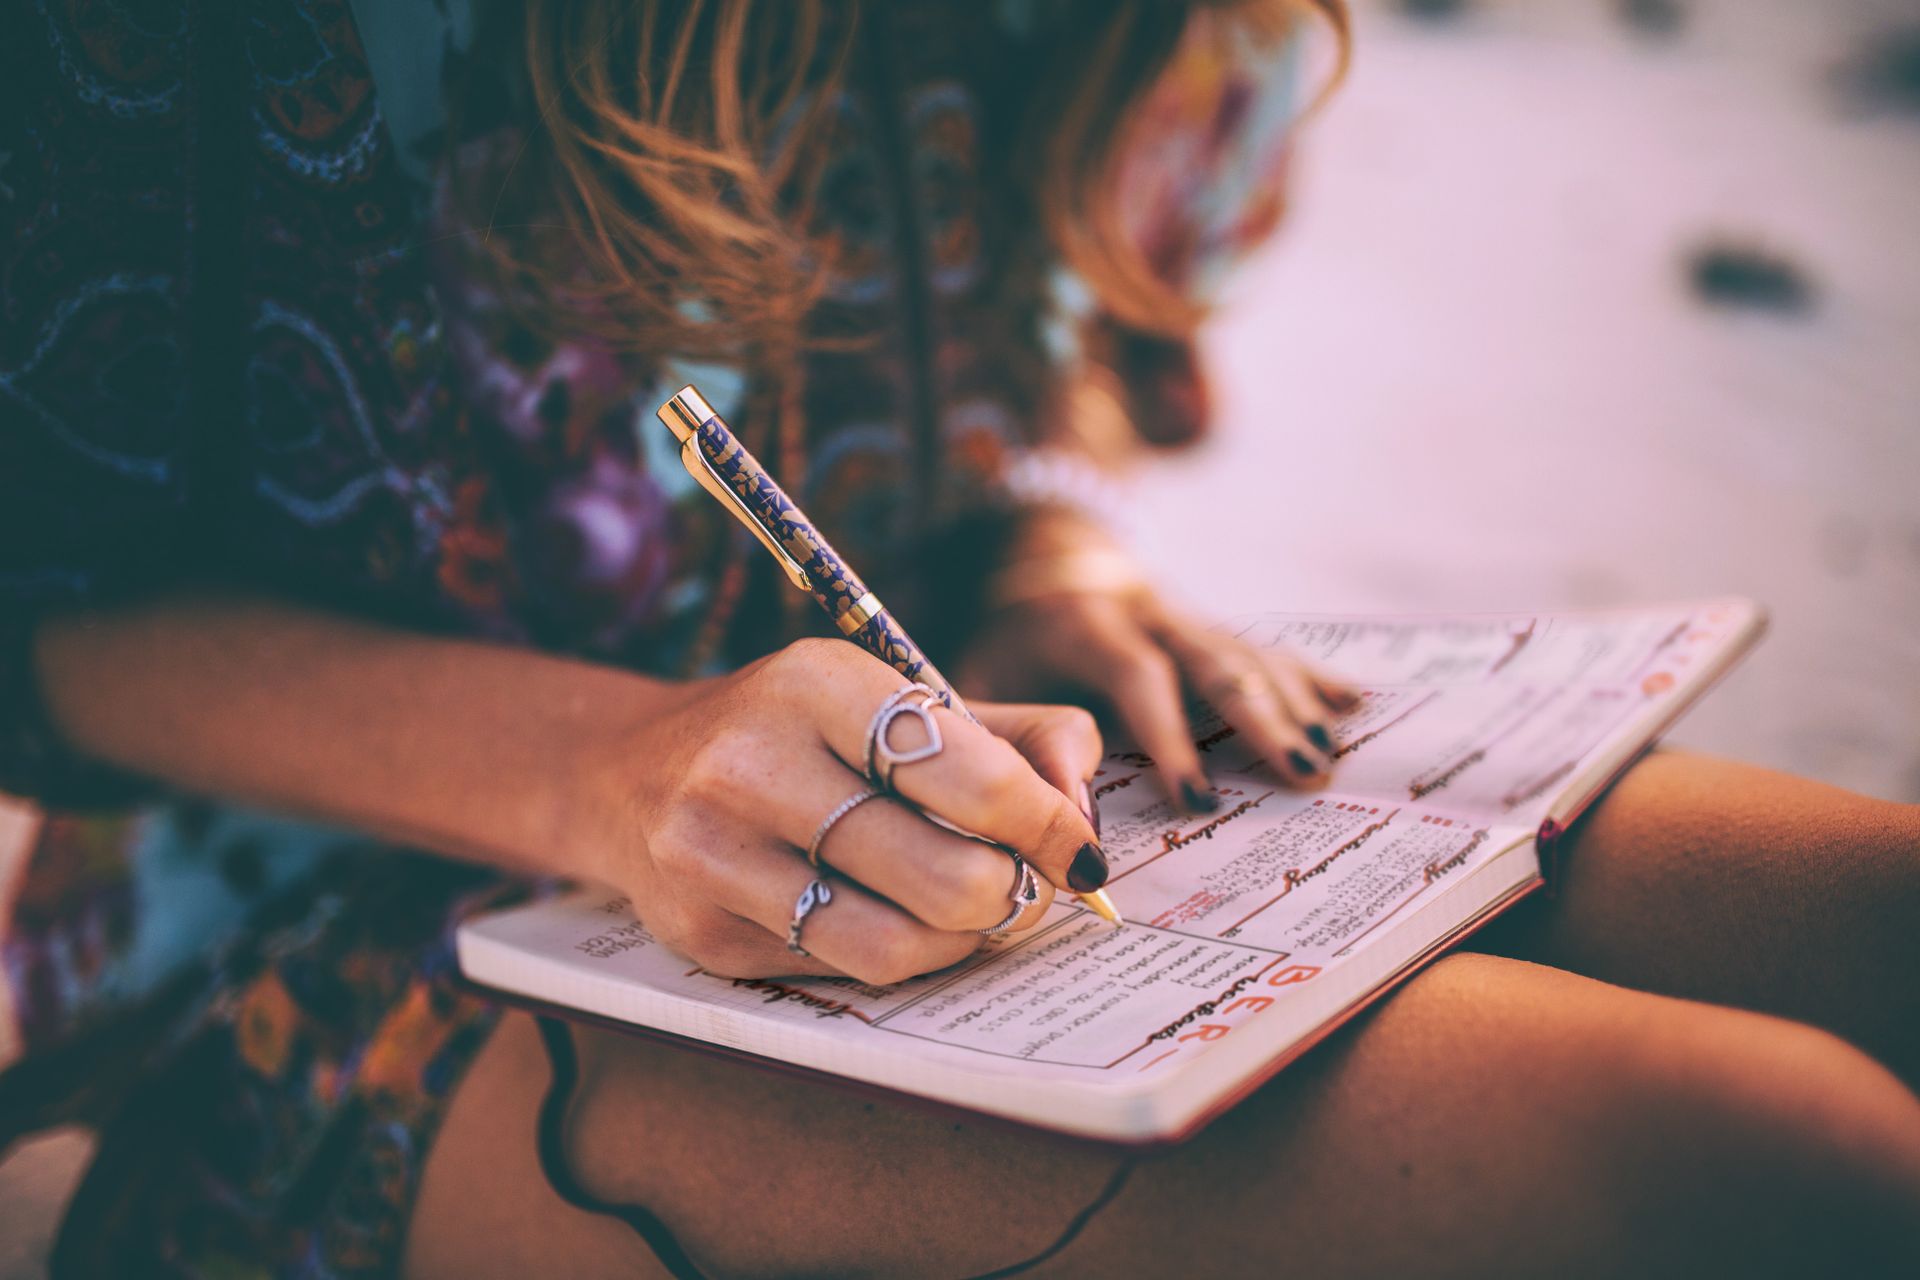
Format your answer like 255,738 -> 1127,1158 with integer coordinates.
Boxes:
657,385 -> 716,442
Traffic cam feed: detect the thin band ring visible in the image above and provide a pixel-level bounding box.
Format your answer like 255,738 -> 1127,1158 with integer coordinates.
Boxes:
978,855 -> 1043,936
786,878 -> 834,957
806,787 -> 881,869
864,683 -> 945,792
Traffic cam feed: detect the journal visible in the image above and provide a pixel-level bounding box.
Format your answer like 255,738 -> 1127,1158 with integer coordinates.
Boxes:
457,599 -> 1764,1143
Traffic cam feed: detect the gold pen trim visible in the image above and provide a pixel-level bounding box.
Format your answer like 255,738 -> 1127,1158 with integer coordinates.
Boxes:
835,591 -> 883,637
657,387 -> 815,593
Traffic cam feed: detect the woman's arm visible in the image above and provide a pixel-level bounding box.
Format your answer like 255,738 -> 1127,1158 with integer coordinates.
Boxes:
32,594 -> 672,886
29,593 -> 1106,985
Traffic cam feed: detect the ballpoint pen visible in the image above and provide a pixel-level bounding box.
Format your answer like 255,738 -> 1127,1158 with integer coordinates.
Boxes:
657,384 -> 1123,927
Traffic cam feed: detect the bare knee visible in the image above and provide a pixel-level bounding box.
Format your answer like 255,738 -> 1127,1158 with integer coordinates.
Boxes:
1587,1010 -> 1920,1277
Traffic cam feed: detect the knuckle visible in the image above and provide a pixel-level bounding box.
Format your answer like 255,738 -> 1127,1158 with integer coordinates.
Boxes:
927,854 -> 1015,930
1059,704 -> 1101,744
645,823 -> 702,882
780,635 -> 842,670
744,638 -> 835,693
847,919 -> 935,987
680,729 -> 764,806
971,740 -> 1034,811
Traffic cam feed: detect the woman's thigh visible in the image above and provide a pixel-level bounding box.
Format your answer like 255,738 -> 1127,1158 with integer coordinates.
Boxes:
1474,751 -> 1920,1078
405,953 -> 1920,1280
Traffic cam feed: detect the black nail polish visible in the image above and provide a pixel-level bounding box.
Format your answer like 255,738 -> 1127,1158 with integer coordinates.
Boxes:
1081,780 -> 1103,839
1181,780 -> 1221,815
1289,750 -> 1319,776
1306,724 -> 1333,753
1068,842 -> 1110,893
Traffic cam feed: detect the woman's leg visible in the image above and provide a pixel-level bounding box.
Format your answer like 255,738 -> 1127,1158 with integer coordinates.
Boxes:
1475,751 -> 1920,1083
405,953 -> 1920,1279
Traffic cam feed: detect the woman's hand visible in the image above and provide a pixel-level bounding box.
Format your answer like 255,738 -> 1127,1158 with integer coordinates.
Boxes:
960,517 -> 1359,813
577,639 -> 1106,986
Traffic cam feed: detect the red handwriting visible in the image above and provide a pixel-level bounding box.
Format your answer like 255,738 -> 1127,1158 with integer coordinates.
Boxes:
1220,810 -> 1399,935
1196,724 -> 1238,753
1334,691 -> 1436,760
1423,828 -> 1490,885
1148,974 -> 1261,1042
1500,761 -> 1574,811
1410,750 -> 1485,800
1158,792 -> 1275,856
1266,964 -> 1321,987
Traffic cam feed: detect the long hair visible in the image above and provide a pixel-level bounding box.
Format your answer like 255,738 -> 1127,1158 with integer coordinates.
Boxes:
459,0 -> 1350,361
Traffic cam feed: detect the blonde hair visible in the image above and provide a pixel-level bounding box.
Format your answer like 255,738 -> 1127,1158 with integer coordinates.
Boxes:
463,0 -> 1350,360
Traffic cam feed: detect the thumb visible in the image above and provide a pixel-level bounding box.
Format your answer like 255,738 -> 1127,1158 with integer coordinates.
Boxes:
972,700 -> 1105,831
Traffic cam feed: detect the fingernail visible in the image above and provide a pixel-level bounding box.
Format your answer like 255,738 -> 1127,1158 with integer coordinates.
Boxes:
1288,750 -> 1319,777
1068,842 -> 1110,893
1306,724 -> 1333,753
1080,779 -> 1103,839
1181,779 -> 1220,815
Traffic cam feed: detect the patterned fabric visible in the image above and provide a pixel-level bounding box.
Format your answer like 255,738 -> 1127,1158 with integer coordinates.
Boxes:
0,1 -> 1304,1275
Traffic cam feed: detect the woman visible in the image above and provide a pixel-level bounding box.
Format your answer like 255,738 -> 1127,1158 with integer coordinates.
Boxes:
3,1 -> 1916,1276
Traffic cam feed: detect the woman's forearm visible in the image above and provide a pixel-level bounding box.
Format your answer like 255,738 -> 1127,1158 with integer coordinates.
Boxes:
30,594 -> 689,882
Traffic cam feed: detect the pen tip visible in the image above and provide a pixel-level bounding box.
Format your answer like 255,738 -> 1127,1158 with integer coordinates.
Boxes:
1078,888 -> 1125,927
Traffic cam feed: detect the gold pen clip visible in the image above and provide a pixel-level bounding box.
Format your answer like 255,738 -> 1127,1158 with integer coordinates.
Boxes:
659,386 -> 812,594
678,438 -> 813,593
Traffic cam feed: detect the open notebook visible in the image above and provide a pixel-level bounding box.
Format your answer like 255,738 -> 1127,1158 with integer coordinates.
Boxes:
458,598 -> 1765,1143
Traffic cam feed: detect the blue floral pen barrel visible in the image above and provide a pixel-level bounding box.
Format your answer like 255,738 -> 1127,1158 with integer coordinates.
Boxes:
657,385 -> 1125,928
657,384 -> 969,714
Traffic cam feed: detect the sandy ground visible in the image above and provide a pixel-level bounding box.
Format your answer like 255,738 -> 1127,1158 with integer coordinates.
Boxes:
4,0 -> 1917,1272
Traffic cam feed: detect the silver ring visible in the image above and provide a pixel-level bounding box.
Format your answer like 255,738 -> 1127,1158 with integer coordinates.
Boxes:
787,878 -> 834,957
864,683 -> 945,792
978,855 -> 1043,935
806,787 -> 880,869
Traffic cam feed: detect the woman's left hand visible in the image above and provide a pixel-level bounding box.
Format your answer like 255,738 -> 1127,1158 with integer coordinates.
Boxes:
960,521 -> 1359,815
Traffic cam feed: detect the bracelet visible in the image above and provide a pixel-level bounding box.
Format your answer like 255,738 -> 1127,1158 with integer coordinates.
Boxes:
998,448 -> 1130,538
986,546 -> 1147,611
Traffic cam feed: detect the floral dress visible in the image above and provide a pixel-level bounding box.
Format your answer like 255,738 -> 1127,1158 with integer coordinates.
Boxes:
0,1 -> 1302,1274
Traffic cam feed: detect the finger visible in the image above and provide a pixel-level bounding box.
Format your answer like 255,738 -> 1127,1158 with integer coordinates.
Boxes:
785,644 -> 1106,902
1268,661 -> 1346,760
1158,630 -> 1326,788
1315,670 -> 1364,713
1083,632 -> 1216,815
794,760 -> 1056,934
714,842 -> 987,987
974,702 -> 1105,821
1272,655 -> 1362,722
813,697 -> 1105,903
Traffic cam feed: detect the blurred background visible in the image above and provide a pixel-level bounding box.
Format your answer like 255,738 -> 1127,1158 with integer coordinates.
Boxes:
3,0 -> 1918,1271
1141,0 -> 1920,803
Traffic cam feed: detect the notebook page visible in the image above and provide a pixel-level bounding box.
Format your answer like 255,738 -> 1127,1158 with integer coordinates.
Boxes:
1209,598 -> 1762,828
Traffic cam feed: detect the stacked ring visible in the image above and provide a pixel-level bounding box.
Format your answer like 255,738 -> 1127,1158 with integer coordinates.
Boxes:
978,855 -> 1042,935
864,683 -> 945,792
806,787 -> 880,869
787,879 -> 834,957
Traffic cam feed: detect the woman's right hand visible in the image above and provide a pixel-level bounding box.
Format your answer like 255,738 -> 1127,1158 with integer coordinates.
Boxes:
576,638 -> 1107,986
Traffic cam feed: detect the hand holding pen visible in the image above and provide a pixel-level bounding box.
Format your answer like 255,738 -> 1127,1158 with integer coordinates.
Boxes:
656,387 -> 1123,959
